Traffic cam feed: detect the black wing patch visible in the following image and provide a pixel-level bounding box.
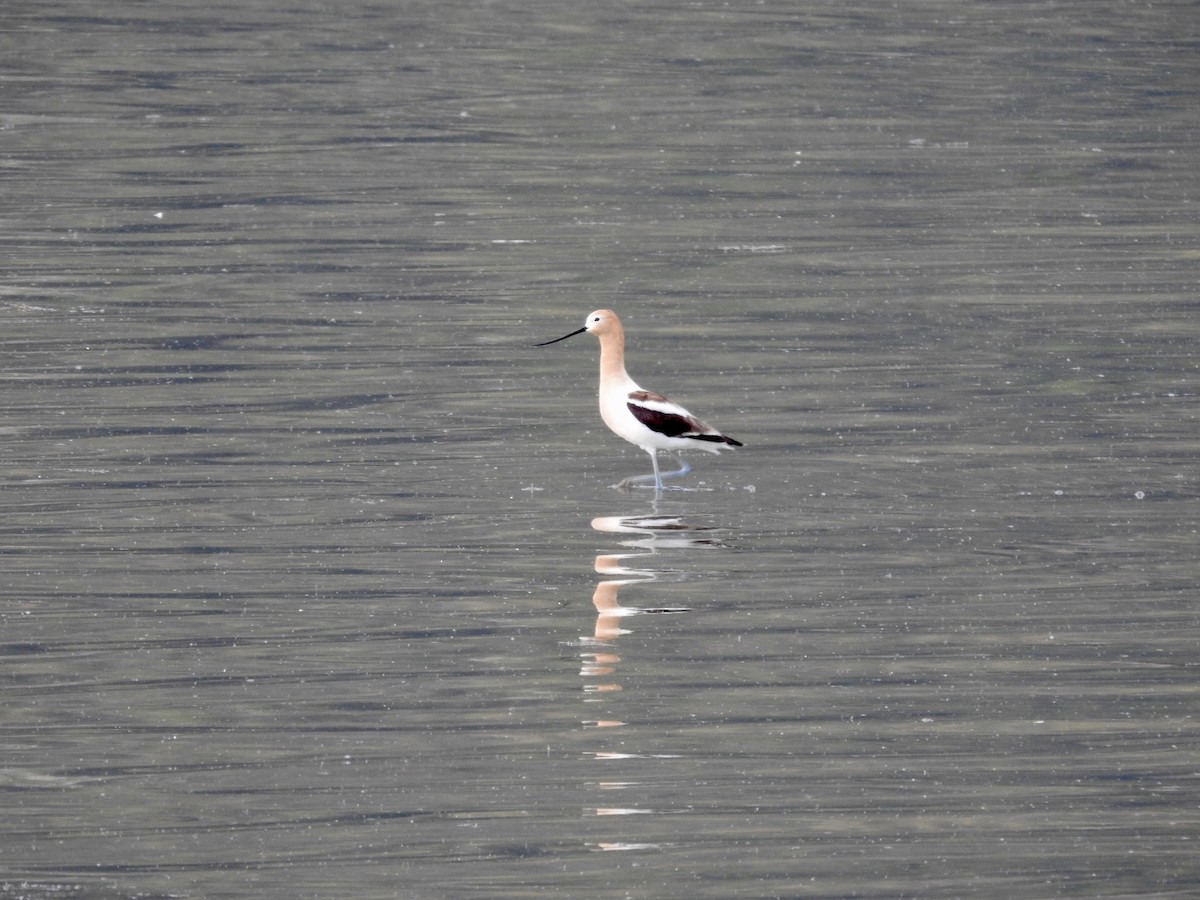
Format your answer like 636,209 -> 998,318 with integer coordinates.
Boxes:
627,390 -> 694,437
628,401 -> 695,437
690,433 -> 743,447
627,390 -> 742,446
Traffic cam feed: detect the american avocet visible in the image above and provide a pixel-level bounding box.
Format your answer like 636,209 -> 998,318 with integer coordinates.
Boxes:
536,309 -> 742,492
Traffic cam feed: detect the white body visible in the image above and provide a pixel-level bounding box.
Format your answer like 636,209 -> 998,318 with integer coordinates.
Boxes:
598,370 -> 728,456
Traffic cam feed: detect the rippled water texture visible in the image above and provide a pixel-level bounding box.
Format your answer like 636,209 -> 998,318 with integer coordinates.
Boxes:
2,1 -> 1197,897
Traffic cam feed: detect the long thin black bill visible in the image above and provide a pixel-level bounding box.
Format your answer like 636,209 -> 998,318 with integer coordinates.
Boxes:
534,327 -> 587,347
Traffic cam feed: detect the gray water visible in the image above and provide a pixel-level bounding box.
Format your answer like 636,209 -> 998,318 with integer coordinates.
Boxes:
2,1 -> 1197,897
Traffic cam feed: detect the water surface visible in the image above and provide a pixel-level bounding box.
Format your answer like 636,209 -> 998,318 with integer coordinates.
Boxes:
2,1 -> 1197,897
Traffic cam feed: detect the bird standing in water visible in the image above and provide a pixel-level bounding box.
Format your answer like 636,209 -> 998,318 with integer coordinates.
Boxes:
536,309 -> 742,492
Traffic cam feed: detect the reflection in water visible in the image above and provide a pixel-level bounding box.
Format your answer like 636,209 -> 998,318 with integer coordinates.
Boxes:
583,512 -> 713,655
579,505 -> 727,849
594,841 -> 663,852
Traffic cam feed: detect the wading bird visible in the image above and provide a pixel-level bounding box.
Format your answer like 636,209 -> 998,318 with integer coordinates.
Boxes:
536,309 -> 742,492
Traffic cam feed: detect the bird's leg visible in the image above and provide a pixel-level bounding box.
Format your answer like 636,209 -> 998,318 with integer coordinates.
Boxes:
615,449 -> 663,492
615,452 -> 692,493
661,456 -> 693,481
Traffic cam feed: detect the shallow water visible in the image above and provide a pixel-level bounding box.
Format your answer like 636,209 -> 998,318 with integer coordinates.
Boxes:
2,1 -> 1198,897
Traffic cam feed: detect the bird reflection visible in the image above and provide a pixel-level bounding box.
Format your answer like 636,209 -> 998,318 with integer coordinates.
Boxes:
579,504 -> 726,844
580,510 -> 721,700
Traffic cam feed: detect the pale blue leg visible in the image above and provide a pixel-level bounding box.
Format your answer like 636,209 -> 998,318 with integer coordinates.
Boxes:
616,452 -> 692,493
662,457 -> 693,482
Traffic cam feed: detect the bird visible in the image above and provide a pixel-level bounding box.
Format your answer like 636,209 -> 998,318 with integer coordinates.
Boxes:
536,309 -> 742,493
